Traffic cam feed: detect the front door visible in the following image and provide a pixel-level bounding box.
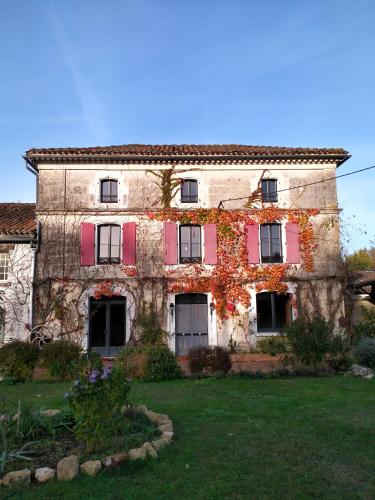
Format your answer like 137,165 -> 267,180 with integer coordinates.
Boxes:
175,293 -> 208,355
89,297 -> 126,356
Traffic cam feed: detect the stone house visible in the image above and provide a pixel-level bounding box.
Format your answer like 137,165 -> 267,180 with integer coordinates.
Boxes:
24,144 -> 350,356
0,203 -> 37,343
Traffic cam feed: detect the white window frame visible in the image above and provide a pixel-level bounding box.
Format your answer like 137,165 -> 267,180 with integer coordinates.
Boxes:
0,252 -> 9,281
96,223 -> 122,265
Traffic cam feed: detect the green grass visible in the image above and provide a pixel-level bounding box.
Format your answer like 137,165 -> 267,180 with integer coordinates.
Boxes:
1,376 -> 375,499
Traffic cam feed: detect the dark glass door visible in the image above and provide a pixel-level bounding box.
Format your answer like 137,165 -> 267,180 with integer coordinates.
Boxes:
89,297 -> 126,356
175,293 -> 208,355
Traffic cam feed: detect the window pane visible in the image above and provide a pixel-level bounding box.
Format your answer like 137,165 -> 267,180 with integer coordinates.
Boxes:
274,294 -> 288,329
110,181 -> 118,197
0,252 -> 9,280
256,293 -> 273,331
190,181 -> 198,198
191,243 -> 201,258
191,226 -> 200,244
181,181 -> 190,197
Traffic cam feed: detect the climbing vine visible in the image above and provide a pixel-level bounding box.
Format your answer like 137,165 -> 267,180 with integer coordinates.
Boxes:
147,207 -> 319,320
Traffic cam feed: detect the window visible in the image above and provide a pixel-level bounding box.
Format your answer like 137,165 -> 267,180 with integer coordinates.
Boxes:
260,224 -> 282,263
261,179 -> 278,202
0,252 -> 9,281
100,179 -> 118,203
179,225 -> 201,263
98,225 -> 121,264
181,179 -> 198,203
256,292 -> 290,332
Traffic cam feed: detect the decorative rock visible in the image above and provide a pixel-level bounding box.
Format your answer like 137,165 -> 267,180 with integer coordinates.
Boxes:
80,460 -> 102,476
101,453 -> 127,468
57,455 -> 79,481
151,437 -> 169,451
158,421 -> 173,433
162,431 -> 174,442
349,364 -> 374,379
35,467 -> 55,483
2,469 -> 31,487
145,410 -> 170,425
41,409 -> 60,418
142,442 -> 158,458
128,447 -> 147,461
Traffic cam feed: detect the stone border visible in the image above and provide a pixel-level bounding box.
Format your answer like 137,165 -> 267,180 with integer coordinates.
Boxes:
0,405 -> 173,487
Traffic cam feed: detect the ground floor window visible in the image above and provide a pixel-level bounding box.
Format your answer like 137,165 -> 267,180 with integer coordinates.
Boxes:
256,292 -> 291,332
89,296 -> 126,356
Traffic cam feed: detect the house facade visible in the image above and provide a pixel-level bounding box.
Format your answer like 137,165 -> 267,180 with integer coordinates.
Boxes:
0,203 -> 37,344
25,144 -> 350,356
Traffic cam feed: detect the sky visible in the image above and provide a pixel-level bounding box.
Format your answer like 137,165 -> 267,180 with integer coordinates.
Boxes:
0,0 -> 374,252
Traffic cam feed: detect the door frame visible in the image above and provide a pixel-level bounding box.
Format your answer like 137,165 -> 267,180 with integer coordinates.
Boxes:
88,296 -> 127,357
168,292 -> 217,353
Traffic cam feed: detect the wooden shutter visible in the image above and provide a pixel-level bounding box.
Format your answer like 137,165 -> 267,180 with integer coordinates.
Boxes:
286,222 -> 300,264
246,224 -> 260,264
81,223 -> 95,266
122,222 -> 136,265
204,224 -> 217,264
164,222 -> 177,264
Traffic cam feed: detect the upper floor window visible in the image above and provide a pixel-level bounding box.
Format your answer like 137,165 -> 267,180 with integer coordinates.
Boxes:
260,224 -> 282,263
100,179 -> 118,203
179,225 -> 201,263
261,179 -> 278,202
0,252 -> 9,281
98,225 -> 121,264
181,179 -> 198,203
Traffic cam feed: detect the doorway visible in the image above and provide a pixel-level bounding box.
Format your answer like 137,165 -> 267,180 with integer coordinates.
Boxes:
89,297 -> 126,356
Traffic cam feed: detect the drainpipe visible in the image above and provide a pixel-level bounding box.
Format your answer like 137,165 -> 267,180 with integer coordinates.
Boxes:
29,221 -> 41,331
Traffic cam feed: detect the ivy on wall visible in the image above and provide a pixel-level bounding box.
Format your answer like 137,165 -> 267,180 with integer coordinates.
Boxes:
148,207 -> 319,320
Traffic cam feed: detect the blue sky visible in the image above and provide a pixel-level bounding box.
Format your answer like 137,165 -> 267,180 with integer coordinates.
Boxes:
0,0 -> 374,252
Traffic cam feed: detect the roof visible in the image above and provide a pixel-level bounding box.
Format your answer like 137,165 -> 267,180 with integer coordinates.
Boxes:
0,203 -> 36,235
25,144 -> 350,166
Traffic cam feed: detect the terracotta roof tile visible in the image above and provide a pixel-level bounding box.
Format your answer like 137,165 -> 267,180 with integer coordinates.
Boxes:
0,203 -> 36,235
26,144 -> 349,159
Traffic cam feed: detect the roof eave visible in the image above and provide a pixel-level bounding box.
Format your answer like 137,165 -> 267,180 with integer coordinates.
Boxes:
25,152 -> 351,166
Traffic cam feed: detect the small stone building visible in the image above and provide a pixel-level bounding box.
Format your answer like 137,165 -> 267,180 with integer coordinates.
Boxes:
0,203 -> 37,343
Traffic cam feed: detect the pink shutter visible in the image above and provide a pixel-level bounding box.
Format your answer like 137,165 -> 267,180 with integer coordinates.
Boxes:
80,223 -> 95,266
246,224 -> 260,264
286,222 -> 300,264
122,222 -> 136,265
204,224 -> 217,264
164,222 -> 177,264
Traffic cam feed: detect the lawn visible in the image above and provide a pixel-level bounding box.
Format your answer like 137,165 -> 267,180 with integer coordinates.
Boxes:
1,376 -> 375,499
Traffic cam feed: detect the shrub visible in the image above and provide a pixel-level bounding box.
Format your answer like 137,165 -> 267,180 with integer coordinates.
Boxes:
145,345 -> 183,381
116,344 -> 182,381
137,305 -> 168,345
0,341 -> 39,382
283,316 -> 349,367
355,337 -> 375,368
257,336 -> 287,356
66,366 -> 131,452
353,306 -> 375,341
188,345 -> 232,374
209,346 -> 232,374
41,340 -> 82,380
188,346 -> 211,374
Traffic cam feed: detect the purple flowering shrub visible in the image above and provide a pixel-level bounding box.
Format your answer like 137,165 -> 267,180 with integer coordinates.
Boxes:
65,366 -> 131,452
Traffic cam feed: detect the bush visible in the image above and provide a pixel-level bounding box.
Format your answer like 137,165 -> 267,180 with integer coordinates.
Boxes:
257,336 -> 287,356
188,346 -> 211,374
209,346 -> 232,374
188,345 -> 232,374
283,316 -> 349,367
353,306 -> 375,341
116,344 -> 182,381
0,341 -> 39,382
355,337 -> 375,368
66,366 -> 131,452
41,340 -> 82,380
